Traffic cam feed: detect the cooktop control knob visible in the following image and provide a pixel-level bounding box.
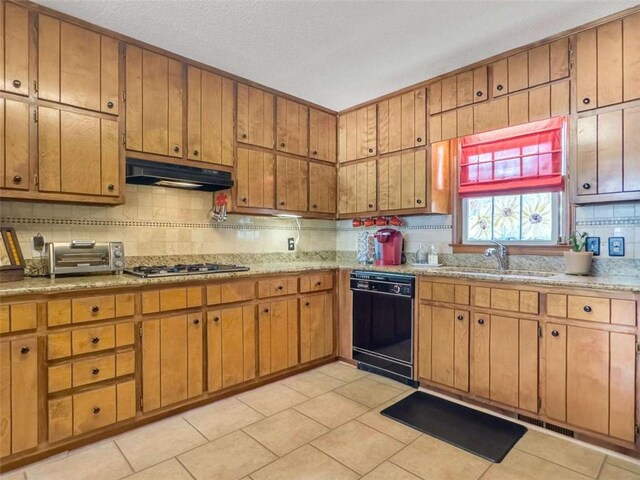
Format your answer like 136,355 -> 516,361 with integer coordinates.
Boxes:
392,284 -> 401,294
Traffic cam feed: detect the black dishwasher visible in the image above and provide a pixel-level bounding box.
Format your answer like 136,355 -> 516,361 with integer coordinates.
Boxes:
351,271 -> 417,386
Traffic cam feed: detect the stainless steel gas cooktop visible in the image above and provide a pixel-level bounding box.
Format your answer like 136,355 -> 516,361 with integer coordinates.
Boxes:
124,263 -> 250,278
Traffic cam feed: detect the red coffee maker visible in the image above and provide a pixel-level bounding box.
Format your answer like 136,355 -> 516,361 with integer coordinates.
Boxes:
374,228 -> 403,266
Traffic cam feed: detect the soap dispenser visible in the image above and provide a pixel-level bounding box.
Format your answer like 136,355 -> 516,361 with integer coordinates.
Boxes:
416,243 -> 427,264
428,244 -> 439,265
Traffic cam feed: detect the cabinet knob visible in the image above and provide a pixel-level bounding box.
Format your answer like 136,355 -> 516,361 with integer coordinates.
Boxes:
241,197 -> 247,203
312,204 -> 317,209
173,145 -> 180,153
263,308 -> 270,313
92,368 -> 100,375
582,97 -> 591,105
279,201 -> 285,206
193,150 -> 199,156
368,148 -> 373,153
91,305 -> 100,313
312,150 -> 318,155
12,175 -> 22,184
416,199 -> 422,204
583,305 -> 592,313
20,346 -> 30,354
304,301 -> 310,307
12,79 -> 21,88
416,137 -> 422,143
476,91 -> 483,97
315,281 -> 322,286
496,84 -> 504,91
107,184 -> 115,191
91,336 -> 100,344
277,285 -> 283,290
92,406 -> 101,415
551,330 -> 559,337
213,316 -> 220,322
368,203 -> 373,208
280,142 -> 286,148
193,318 -> 200,325
582,183 -> 591,190
477,318 -> 485,325
457,315 -> 464,321
107,101 -> 114,109
241,133 -> 247,139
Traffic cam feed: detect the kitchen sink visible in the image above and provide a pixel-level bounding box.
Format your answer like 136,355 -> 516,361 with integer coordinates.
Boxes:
435,267 -> 559,277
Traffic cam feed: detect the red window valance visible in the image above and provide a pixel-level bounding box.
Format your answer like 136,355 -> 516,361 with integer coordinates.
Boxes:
458,117 -> 565,197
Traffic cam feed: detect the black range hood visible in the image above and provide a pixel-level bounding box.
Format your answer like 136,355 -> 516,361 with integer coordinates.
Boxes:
126,158 -> 233,192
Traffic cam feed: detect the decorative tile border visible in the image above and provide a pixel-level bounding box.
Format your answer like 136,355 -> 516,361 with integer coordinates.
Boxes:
337,224 -> 452,232
576,216 -> 640,227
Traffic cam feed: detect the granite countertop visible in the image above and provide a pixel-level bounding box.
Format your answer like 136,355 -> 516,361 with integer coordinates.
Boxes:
1,261 -> 639,296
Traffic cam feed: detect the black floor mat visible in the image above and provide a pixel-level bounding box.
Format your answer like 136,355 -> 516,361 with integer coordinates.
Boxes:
380,391 -> 527,462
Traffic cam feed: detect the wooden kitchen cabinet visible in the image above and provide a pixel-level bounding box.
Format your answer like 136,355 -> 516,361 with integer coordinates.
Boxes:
473,97 -> 508,134
276,97 -> 308,157
0,338 -> 38,457
207,306 -> 256,391
337,159 -> 376,215
418,305 -> 470,392
470,313 -> 538,412
141,314 -> 203,411
545,324 -> 635,442
377,88 -> 426,154
507,80 -> 570,127
309,108 -> 336,163
276,155 -> 308,212
237,83 -> 274,149
258,299 -> 298,376
0,1 -> 30,97
38,106 -> 119,197
338,105 -> 376,163
575,106 -> 640,200
187,66 -> 234,165
125,46 -> 183,157
308,162 -> 336,214
236,147 -> 275,209
300,292 -> 333,363
0,98 -> 30,190
429,68 -> 487,115
378,150 -> 426,211
38,15 -> 120,114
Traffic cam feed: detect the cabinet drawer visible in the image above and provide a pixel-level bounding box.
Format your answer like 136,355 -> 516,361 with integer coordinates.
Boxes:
258,277 -> 297,298
49,322 -> 134,360
74,384 -> 117,435
142,287 -> 202,314
48,294 -> 134,326
207,280 -> 256,305
0,302 -> 37,333
474,287 -> 539,314
48,351 -> 135,393
550,294 -> 635,326
420,281 -> 470,305
72,355 -> 116,387
299,273 -> 333,293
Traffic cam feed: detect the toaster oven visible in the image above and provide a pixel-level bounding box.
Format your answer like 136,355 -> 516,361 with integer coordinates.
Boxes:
47,241 -> 125,278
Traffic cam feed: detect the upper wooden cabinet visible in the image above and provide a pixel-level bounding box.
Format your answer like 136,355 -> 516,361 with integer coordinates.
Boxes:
276,97 -> 308,157
125,46 -> 183,157
576,14 -> 640,111
38,106 -> 119,197
236,147 -> 274,209
237,83 -> 274,149
338,105 -> 376,163
429,67 -> 487,115
187,66 -> 234,165
378,88 -> 426,154
0,98 -> 30,191
309,108 -> 336,163
378,150 -> 426,211
38,16 -> 120,115
276,155 -> 308,212
338,159 -> 376,215
0,1 -> 30,97
309,162 -> 336,214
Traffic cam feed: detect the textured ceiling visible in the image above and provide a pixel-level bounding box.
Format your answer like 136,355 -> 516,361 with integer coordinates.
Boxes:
35,0 -> 638,111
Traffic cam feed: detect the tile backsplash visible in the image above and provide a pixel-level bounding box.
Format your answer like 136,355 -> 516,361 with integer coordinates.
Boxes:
575,202 -> 640,259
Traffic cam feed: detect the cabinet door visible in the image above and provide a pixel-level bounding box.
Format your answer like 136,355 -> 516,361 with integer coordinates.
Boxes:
576,29 -> 597,111
208,306 -> 256,391
491,59 -> 508,98
470,313 -> 490,398
528,44 -> 550,87
456,71 -> 473,108
429,82 -> 442,115
441,77 -> 457,112
508,52 -> 529,93
378,150 -> 426,211
378,88 -> 426,154
187,66 -> 234,165
473,98 -> 508,134
141,314 -> 203,411
309,162 -> 336,214
426,307 -> 469,391
276,97 -> 308,157
38,16 -> 119,114
528,85 -> 550,122
545,323 -> 567,422
337,160 -> 376,215
300,292 -> 333,363
258,299 -> 298,376
125,46 -> 183,157
338,105 -> 376,163
276,155 -> 308,212
38,107 -> 120,197
236,147 -> 274,209
473,66 -> 488,103
309,108 -> 336,163
1,2 -> 29,96
597,20 -> 623,108
237,84 -> 274,149
550,38 -> 570,81
624,106 -> 640,192
597,110 -> 623,194
2,98 -> 30,190
489,315 -> 519,407
576,115 -> 597,196
623,13 -> 640,102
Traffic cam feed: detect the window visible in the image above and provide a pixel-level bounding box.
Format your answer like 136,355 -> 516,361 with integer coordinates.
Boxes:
459,117 -> 565,245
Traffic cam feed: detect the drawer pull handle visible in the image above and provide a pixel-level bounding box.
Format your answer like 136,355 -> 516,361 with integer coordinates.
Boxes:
20,346 -> 30,354
279,201 -> 285,206
91,305 -> 100,313
583,305 -> 592,313
92,407 -> 101,414
477,318 -> 485,325
457,315 -> 464,321
193,150 -> 199,156
193,318 -> 200,325
551,330 -> 559,337
91,337 -> 100,344
368,203 -> 373,208
305,302 -> 310,307
213,316 -> 220,322
315,281 -> 322,286
92,368 -> 100,375
107,101 -> 114,109
173,145 -> 180,152
263,308 -> 270,313
241,197 -> 247,203
241,133 -> 247,139
277,285 -> 283,290
312,150 -> 318,155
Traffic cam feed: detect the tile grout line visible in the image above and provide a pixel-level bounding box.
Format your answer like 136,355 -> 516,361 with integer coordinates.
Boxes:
112,441 -> 137,478
174,455 -> 199,480
512,443 -> 605,478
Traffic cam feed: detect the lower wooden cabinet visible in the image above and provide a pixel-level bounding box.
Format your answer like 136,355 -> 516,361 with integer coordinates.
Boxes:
545,324 -> 636,442
207,306 -> 256,391
258,299 -> 298,376
141,314 -> 203,412
0,338 -> 38,456
300,292 -> 334,363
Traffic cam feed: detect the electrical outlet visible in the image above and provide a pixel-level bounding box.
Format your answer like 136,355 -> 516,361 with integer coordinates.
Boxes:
287,238 -> 295,251
32,234 -> 45,256
608,237 -> 625,256
586,237 -> 600,256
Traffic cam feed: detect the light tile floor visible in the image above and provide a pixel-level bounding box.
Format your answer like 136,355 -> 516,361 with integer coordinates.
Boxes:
3,361 -> 640,480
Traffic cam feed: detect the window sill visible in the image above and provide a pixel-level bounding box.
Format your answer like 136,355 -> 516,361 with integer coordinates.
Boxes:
451,244 -> 569,256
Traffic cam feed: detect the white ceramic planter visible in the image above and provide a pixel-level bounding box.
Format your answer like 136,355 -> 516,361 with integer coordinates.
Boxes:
563,251 -> 593,275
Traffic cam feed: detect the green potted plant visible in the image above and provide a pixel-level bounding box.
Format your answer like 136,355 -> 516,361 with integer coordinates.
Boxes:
564,231 -> 593,275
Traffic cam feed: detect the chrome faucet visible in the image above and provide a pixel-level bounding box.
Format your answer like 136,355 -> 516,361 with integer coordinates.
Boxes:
484,240 -> 508,270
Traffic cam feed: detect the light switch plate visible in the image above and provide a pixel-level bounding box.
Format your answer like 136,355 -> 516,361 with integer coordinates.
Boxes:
586,237 -> 600,256
608,237 -> 625,256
